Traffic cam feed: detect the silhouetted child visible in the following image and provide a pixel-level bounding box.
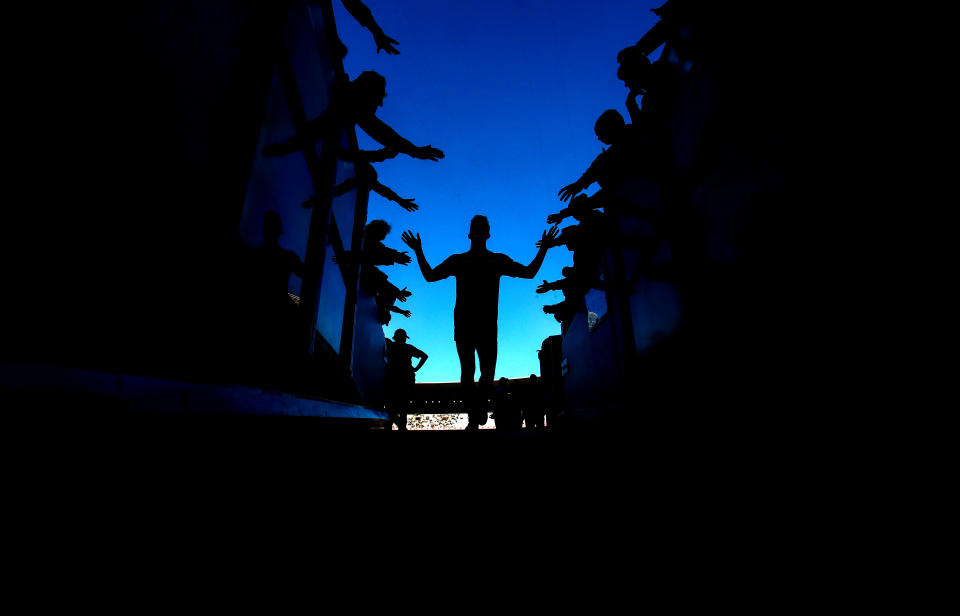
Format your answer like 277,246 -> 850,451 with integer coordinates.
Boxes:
385,328 -> 427,430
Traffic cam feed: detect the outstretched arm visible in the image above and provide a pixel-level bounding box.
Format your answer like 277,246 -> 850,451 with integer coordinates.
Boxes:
358,116 -> 444,161
340,0 -> 400,54
401,231 -> 443,282
514,226 -> 559,279
389,305 -> 411,318
371,181 -> 418,212
537,278 -> 575,294
558,167 -> 597,202
336,147 -> 397,163
547,207 -> 573,225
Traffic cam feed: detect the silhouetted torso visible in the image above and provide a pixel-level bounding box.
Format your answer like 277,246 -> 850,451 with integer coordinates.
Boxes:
588,124 -> 649,189
386,339 -> 423,386
433,250 -> 524,338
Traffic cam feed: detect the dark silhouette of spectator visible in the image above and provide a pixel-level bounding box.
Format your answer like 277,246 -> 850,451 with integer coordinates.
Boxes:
327,160 -> 419,212
542,292 -> 580,325
557,109 -> 647,203
246,211 -> 305,380
262,71 -> 443,162
401,216 -> 560,430
385,328 -> 427,431
336,220 -> 414,325
493,377 -> 521,431
617,45 -> 655,95
539,266 -> 587,326
547,191 -> 605,225
537,266 -> 580,295
627,1 -> 705,59
541,196 -> 608,292
339,219 -> 411,268
522,374 -> 545,429
249,210 -> 304,311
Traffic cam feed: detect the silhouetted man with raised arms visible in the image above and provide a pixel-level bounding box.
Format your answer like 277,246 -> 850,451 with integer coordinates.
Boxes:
402,216 -> 559,430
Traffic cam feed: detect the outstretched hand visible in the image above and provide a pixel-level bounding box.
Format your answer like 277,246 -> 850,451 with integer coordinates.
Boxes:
397,286 -> 411,302
546,212 -> 566,225
558,182 -> 582,202
396,308 -> 411,318
374,32 -> 399,55
396,197 -> 418,212
536,225 -> 560,249
401,231 -> 422,252
395,251 -> 411,265
412,145 -> 444,161
536,280 -> 552,294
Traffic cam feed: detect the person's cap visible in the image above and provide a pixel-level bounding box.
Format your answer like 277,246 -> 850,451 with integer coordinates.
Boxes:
393,329 -> 409,341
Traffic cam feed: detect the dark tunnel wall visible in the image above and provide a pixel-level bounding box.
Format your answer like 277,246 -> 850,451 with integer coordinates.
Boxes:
5,2 -> 382,405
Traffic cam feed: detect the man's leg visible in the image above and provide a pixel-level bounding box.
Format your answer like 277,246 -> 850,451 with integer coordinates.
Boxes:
475,332 -> 498,428
456,337 -> 481,429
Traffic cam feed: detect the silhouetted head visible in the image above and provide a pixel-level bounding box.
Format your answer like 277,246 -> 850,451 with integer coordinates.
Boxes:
263,210 -> 282,241
365,219 -> 391,243
351,71 -> 387,115
499,377 -> 508,385
393,328 -> 409,343
617,45 -> 652,91
561,266 -> 575,278
595,110 -> 625,145
468,215 -> 490,241
529,374 -> 538,383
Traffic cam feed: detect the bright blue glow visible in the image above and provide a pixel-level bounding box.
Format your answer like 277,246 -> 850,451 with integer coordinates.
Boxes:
332,0 -> 660,382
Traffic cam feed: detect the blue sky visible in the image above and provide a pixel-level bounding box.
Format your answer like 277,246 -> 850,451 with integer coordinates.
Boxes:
332,0 -> 661,382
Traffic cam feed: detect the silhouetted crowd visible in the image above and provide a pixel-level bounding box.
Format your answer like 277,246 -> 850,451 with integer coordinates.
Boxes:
236,1 -> 440,402
538,0 -> 701,328
238,0 -> 730,427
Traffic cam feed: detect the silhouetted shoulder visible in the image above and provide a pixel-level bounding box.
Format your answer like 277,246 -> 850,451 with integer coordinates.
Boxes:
434,251 -> 524,279
493,252 -> 526,277
432,252 -> 466,280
